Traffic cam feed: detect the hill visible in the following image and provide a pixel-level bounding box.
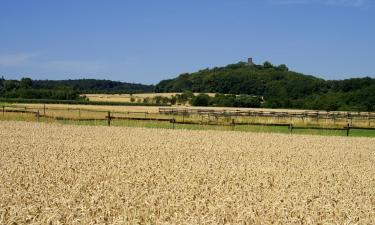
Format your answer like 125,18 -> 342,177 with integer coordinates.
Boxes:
155,62 -> 375,111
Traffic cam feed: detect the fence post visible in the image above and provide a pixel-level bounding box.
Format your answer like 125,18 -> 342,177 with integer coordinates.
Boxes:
2,106 -> 4,116
171,118 -> 175,129
107,111 -> 111,126
36,110 -> 40,122
289,123 -> 293,134
368,112 -> 371,127
346,123 -> 350,137
43,104 -> 46,115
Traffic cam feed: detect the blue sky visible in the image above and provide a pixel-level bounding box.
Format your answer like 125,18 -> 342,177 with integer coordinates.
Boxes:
0,0 -> 374,84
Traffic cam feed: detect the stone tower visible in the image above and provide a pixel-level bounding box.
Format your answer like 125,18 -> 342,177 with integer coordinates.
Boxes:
247,57 -> 254,65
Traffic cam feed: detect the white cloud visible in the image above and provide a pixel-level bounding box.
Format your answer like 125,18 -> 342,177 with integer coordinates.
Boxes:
0,53 -> 37,67
271,0 -> 368,7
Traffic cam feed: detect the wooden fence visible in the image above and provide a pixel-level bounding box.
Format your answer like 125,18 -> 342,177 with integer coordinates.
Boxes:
2,105 -> 375,136
159,107 -> 375,119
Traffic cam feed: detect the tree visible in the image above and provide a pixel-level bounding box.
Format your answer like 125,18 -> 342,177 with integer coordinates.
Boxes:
0,76 -> 4,92
263,61 -> 274,69
143,97 -> 151,104
191,94 -> 210,106
154,96 -> 163,104
3,80 -> 18,91
277,64 -> 289,72
170,96 -> 177,105
20,77 -> 33,89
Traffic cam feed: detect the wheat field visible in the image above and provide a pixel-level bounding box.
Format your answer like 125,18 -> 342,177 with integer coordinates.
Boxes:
1,121 -> 374,224
85,93 -> 217,103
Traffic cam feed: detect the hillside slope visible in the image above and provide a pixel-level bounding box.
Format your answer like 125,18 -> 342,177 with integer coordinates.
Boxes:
155,62 -> 375,111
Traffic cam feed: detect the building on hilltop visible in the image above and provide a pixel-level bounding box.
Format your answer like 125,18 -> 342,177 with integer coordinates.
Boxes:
247,57 -> 254,65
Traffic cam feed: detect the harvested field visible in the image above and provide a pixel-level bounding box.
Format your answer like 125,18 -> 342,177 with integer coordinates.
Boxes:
13,103 -> 162,113
85,93 -> 217,103
1,121 -> 375,224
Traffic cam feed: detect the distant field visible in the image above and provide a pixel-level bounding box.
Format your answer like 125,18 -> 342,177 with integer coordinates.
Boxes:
13,103 -> 162,113
8,103 -> 375,127
4,103 -> 374,136
12,102 -> 324,114
84,93 -> 216,103
1,121 -> 374,224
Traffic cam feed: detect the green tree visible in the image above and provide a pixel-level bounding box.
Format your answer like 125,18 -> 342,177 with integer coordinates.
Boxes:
3,80 -> 18,91
263,61 -> 273,69
170,96 -> 177,105
20,77 -> 33,89
191,94 -> 210,106
277,64 -> 289,72
0,76 -> 4,93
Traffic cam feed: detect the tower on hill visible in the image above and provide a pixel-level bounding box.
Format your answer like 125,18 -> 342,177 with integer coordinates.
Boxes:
247,57 -> 254,65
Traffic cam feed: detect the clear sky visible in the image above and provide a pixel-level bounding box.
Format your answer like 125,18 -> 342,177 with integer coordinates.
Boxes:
0,0 -> 374,84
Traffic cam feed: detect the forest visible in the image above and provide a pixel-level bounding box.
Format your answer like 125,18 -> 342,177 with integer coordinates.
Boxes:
32,79 -> 154,94
0,78 -> 154,101
155,62 -> 375,111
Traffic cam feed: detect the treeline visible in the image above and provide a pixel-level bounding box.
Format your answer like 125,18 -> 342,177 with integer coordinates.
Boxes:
128,91 -> 262,108
171,92 -> 262,107
32,79 -> 154,94
0,77 -> 155,101
0,77 -> 83,100
155,62 -> 375,111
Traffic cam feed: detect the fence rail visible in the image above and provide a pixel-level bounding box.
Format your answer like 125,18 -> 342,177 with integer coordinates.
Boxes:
159,107 -> 375,119
2,105 -> 375,136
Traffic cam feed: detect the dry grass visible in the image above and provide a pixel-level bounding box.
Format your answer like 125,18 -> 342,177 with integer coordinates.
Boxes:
13,103 -> 162,113
85,93 -> 181,103
6,104 -> 375,128
85,93 -> 217,103
1,121 -> 374,224
13,102 -> 358,114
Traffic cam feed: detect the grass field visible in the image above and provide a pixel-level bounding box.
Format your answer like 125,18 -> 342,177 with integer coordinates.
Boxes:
11,103 -> 163,113
1,108 -> 375,137
1,121 -> 374,224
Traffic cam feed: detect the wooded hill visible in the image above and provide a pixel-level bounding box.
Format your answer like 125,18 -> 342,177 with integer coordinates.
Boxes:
155,62 -> 375,111
1,61 -> 374,111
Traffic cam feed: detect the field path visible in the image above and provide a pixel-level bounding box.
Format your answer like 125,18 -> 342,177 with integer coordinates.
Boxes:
1,121 -> 374,224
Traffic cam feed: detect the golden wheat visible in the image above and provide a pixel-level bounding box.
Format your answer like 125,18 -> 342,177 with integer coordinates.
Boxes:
0,121 -> 374,224
85,93 -> 217,103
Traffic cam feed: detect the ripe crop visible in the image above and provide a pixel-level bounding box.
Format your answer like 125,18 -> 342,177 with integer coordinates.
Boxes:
0,121 -> 374,224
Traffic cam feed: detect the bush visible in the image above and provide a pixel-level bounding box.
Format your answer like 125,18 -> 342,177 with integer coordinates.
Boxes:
191,94 -> 210,106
